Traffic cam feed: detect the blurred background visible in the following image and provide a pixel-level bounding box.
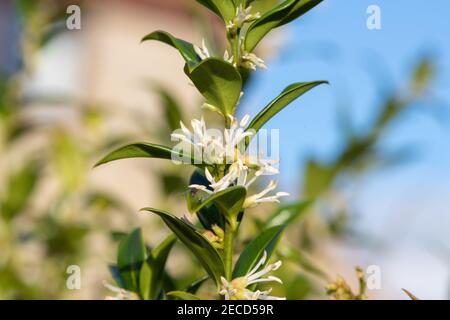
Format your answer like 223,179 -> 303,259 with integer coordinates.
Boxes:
0,0 -> 449,299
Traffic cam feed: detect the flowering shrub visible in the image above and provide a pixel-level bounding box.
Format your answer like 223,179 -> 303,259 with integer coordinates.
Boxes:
97,0 -> 327,300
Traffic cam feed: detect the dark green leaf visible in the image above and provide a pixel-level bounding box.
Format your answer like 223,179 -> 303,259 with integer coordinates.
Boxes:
95,142 -> 202,167
245,0 -> 324,52
233,225 -> 285,278
141,208 -> 225,287
139,235 -> 177,300
185,58 -> 242,116
167,291 -> 201,300
142,31 -> 200,69
247,81 -> 328,133
117,229 -> 147,292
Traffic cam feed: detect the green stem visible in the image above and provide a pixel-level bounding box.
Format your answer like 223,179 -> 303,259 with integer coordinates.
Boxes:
223,222 -> 235,280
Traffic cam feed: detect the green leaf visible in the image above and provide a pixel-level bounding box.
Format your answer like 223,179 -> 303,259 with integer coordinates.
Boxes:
187,185 -> 246,227
117,228 -> 147,292
95,142 -> 202,167
139,235 -> 177,300
247,81 -> 328,133
185,58 -> 242,116
167,291 -> 201,300
196,0 -> 236,22
233,225 -> 285,278
245,0 -> 324,52
263,201 -> 312,229
141,31 -> 200,69
142,208 -> 225,287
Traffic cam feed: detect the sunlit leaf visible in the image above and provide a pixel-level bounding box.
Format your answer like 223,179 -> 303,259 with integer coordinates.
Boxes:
142,31 -> 200,69
185,58 -> 242,116
233,225 -> 285,278
247,81 -> 328,133
142,208 -> 225,287
196,0 -> 236,22
245,0 -> 324,52
95,142 -> 201,167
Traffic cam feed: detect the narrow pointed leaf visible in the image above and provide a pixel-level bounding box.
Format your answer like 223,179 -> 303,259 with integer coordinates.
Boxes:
142,208 -> 225,286
117,228 -> 147,292
196,0 -> 236,22
185,58 -> 242,116
141,31 -> 200,69
246,81 -> 328,133
167,291 -> 201,300
245,0 -> 324,52
139,235 -> 177,300
95,142 -> 201,167
233,225 -> 285,278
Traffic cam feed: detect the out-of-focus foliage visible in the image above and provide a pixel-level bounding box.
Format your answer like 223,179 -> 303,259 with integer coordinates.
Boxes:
302,58 -> 435,239
0,0 -> 131,299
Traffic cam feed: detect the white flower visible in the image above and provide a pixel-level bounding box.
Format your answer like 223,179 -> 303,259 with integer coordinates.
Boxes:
243,180 -> 289,209
103,281 -> 135,300
172,115 -> 253,166
227,5 -> 261,32
241,52 -> 268,70
174,114 -> 288,207
171,117 -> 225,164
194,38 -> 211,60
219,251 -> 285,300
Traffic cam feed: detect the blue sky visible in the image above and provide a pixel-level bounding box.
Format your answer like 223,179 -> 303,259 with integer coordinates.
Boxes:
240,0 -> 450,243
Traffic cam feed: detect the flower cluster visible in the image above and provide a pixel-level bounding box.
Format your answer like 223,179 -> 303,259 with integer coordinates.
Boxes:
172,115 -> 289,209
219,251 -> 285,300
226,5 -> 261,34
